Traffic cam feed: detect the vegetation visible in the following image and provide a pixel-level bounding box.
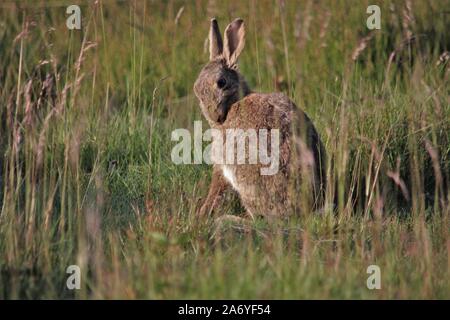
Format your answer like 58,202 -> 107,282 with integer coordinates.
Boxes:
0,0 -> 448,299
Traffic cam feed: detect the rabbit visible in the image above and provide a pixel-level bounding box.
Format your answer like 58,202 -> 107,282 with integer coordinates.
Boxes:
194,18 -> 326,220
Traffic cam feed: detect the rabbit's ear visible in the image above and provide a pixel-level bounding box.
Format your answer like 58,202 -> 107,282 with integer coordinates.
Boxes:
209,18 -> 223,60
223,18 -> 245,67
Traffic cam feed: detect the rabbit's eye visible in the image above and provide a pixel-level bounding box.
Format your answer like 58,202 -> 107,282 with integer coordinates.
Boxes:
217,78 -> 227,89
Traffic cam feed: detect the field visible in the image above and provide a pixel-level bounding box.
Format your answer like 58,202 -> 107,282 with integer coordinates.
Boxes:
0,0 -> 449,299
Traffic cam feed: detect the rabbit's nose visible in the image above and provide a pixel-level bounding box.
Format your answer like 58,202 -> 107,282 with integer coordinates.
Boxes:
216,105 -> 228,124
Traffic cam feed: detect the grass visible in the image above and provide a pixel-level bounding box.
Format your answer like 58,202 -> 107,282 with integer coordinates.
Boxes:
0,0 -> 449,299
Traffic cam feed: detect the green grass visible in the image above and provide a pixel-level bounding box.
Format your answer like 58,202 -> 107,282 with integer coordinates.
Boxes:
0,0 -> 449,299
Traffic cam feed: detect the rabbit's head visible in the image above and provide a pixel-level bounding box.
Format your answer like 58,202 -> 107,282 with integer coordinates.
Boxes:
194,18 -> 247,125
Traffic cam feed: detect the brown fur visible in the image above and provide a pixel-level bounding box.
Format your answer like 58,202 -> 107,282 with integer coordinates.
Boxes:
195,18 -> 326,219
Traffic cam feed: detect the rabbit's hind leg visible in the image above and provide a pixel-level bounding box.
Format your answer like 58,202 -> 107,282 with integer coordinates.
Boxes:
211,213 -> 268,245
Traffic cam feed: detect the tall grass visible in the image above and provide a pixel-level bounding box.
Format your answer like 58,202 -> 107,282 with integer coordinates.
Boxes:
0,0 -> 448,299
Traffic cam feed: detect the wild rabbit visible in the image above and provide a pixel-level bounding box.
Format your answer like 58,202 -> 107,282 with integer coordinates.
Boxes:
194,18 -> 326,220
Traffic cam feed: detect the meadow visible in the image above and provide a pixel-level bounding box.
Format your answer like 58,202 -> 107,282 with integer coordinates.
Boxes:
0,0 -> 449,299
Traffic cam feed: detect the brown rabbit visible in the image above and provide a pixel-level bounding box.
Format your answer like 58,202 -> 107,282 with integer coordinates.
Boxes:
194,18 -> 326,220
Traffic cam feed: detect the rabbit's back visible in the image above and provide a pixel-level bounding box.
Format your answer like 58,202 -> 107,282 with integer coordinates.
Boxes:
223,93 -> 293,130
